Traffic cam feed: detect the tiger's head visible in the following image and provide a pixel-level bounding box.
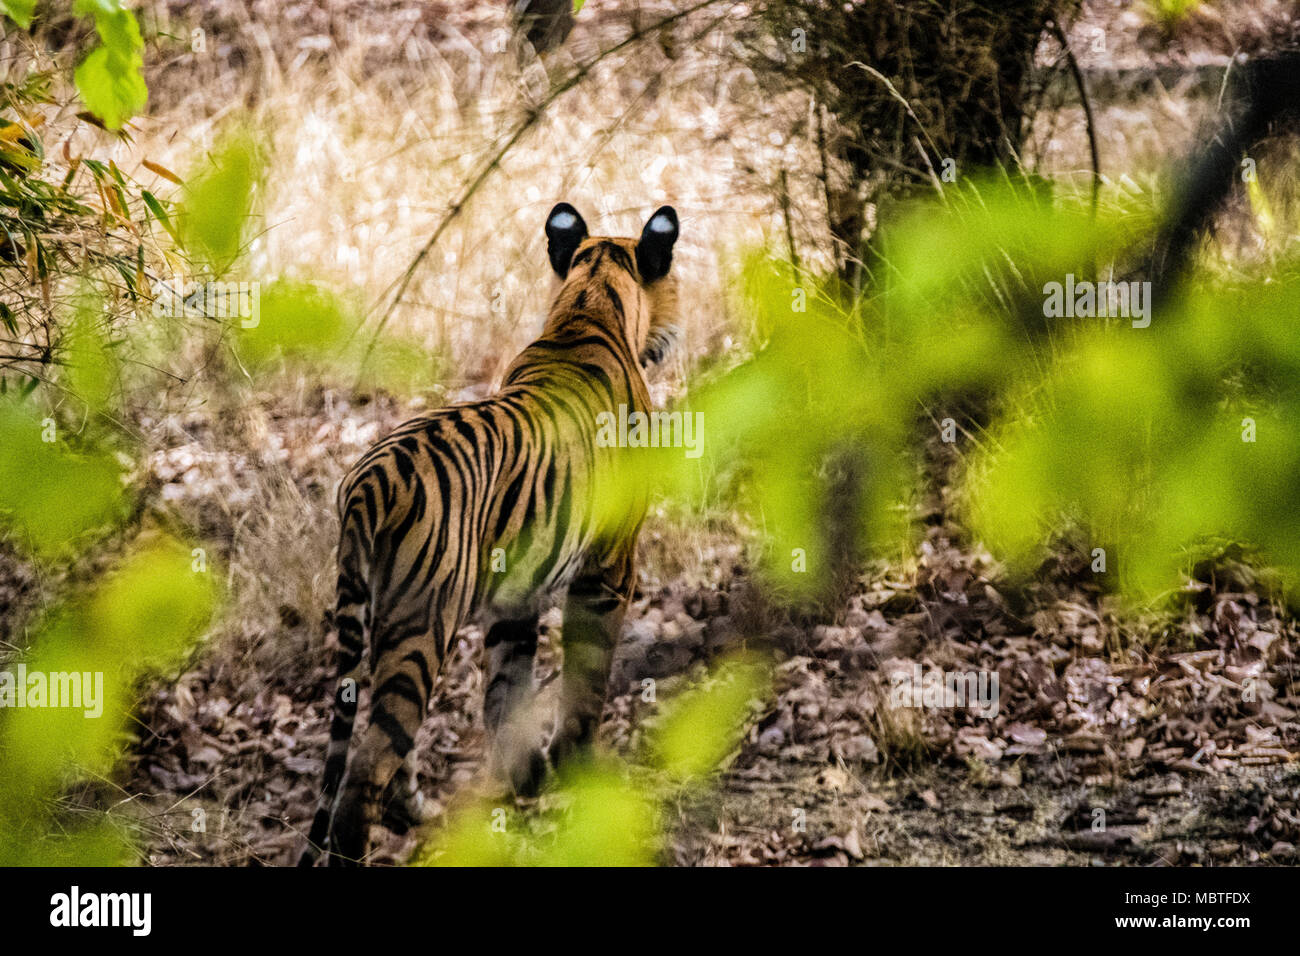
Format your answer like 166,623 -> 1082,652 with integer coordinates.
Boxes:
543,202 -> 681,367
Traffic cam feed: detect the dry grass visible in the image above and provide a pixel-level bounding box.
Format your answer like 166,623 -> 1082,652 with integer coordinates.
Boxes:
133,2 -> 798,391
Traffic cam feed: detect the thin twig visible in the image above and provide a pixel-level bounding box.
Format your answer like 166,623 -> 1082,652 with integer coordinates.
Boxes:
1051,18 -> 1100,216
813,97 -> 838,270
777,168 -> 800,273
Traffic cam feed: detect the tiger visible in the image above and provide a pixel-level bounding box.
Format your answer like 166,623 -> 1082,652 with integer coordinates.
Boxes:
299,202 -> 681,865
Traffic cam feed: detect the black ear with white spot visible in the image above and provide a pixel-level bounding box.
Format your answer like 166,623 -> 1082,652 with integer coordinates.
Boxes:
545,202 -> 588,278
636,205 -> 678,283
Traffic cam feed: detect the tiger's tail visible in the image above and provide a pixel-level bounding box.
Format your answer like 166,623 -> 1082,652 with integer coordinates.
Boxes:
298,511 -> 371,866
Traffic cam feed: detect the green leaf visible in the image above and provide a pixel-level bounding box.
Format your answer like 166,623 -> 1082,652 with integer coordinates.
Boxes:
418,761 -> 656,867
573,0 -> 587,12
0,535 -> 216,864
238,280 -> 354,366
0,401 -> 123,557
179,134 -> 259,272
71,1 -> 148,130
538,766 -> 656,866
63,295 -> 119,411
2,0 -> 35,29
141,189 -> 180,244
653,658 -> 768,781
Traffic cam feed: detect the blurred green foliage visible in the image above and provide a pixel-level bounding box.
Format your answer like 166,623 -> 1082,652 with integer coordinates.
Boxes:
971,274 -> 1300,596
63,290 -> 121,411
1146,0 -> 1204,30
0,293 -> 218,863
0,7 -> 163,400
0,400 -> 123,558
893,181 -> 1294,599
2,0 -> 147,130
421,762 -> 658,867
239,279 -> 351,366
418,657 -> 767,866
612,175 -> 1297,605
651,655 -> 771,781
1,1 -> 35,30
234,279 -> 443,391
179,134 -> 261,275
0,535 -> 216,865
72,0 -> 148,131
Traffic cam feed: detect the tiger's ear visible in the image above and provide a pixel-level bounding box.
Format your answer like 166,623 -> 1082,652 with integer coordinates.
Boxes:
545,202 -> 588,278
636,206 -> 678,283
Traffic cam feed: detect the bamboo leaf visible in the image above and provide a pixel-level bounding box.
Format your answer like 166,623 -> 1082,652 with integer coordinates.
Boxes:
142,158 -> 183,184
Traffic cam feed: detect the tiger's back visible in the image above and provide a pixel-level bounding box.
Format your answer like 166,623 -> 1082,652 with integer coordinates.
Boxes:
301,202 -> 681,865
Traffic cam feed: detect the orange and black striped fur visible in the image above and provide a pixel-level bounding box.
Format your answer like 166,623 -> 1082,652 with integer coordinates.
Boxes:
299,203 -> 680,865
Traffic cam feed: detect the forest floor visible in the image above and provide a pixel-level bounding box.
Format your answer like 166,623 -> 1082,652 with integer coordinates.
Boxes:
103,388 -> 1300,866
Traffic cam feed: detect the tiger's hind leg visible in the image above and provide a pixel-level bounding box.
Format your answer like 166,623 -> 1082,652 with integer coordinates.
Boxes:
482,615 -> 548,796
299,526 -> 371,867
549,546 -> 634,771
329,610 -> 439,866
380,747 -> 433,835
